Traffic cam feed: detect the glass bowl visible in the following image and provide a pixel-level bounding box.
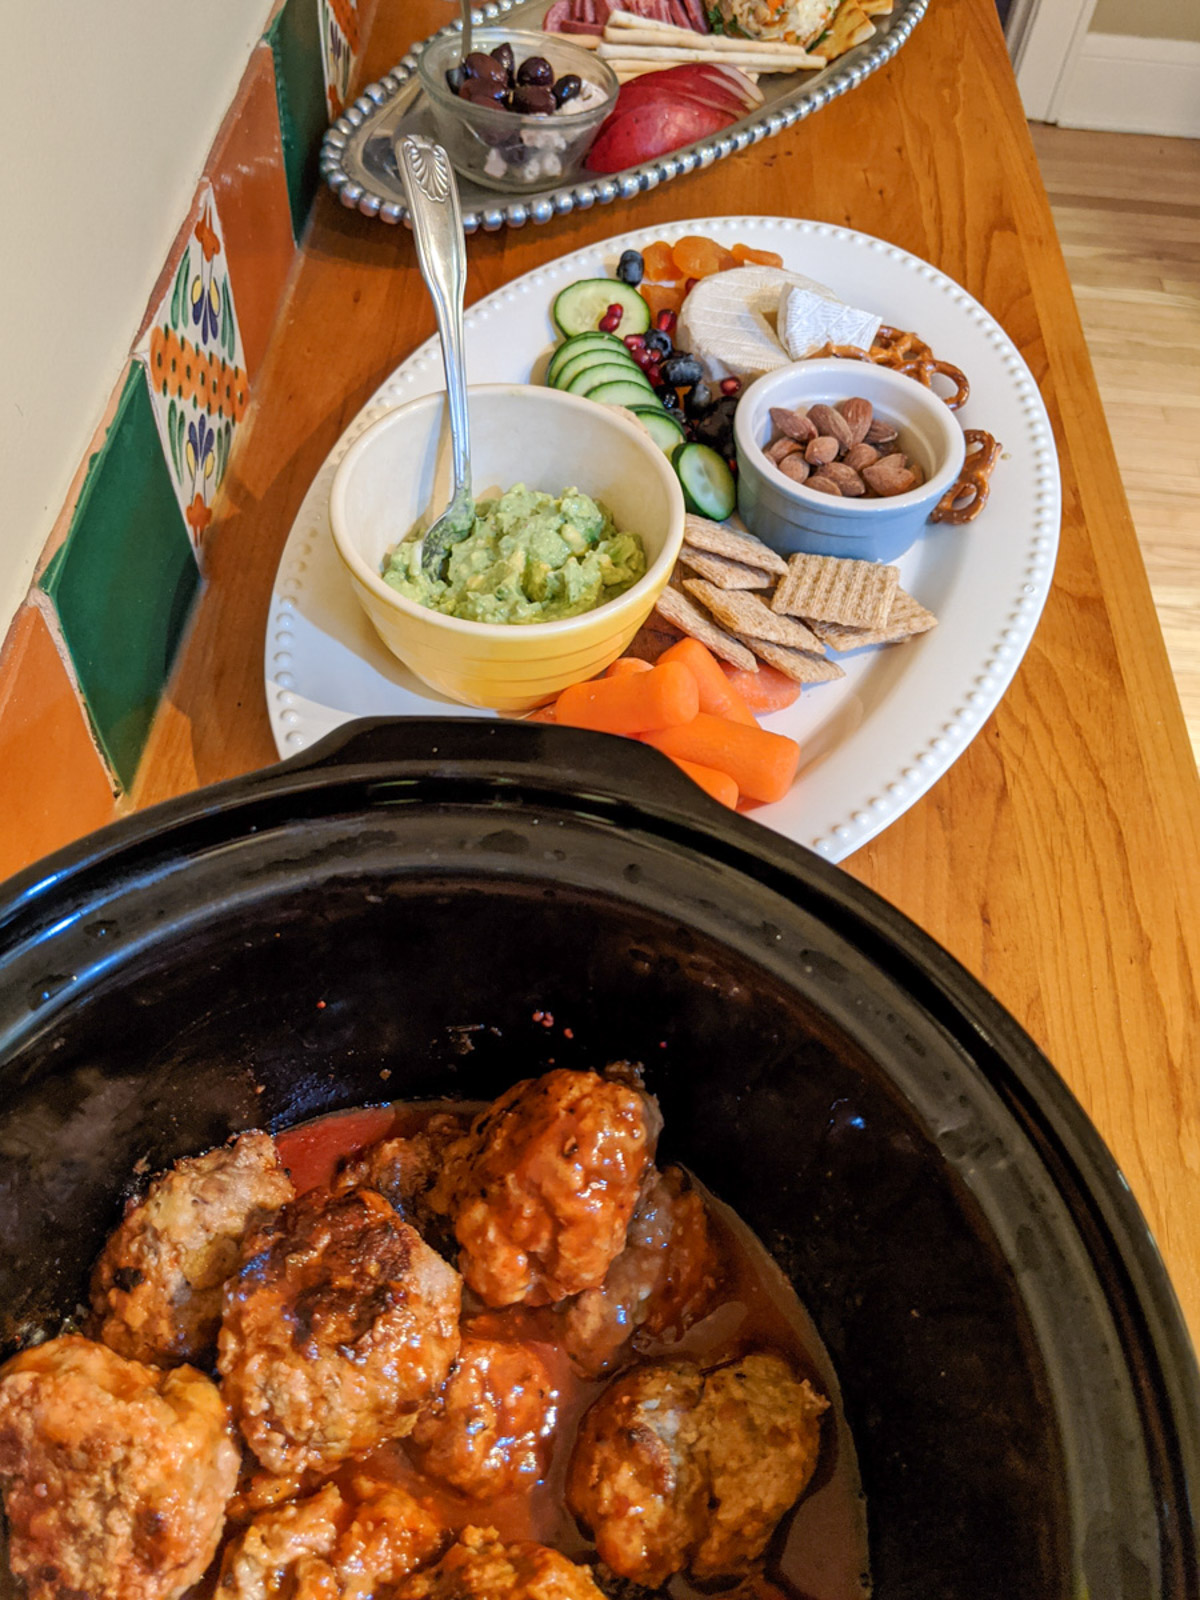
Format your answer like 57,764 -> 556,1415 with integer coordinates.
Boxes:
415,28 -> 619,193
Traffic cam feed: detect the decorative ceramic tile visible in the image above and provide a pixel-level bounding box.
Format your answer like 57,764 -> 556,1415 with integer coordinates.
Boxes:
0,602 -> 119,883
268,0 -> 329,239
41,365 -> 201,793
137,182 -> 249,556
206,42 -> 297,382
319,0 -> 363,119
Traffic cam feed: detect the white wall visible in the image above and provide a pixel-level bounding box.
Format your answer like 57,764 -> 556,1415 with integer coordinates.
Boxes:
0,3 -> 271,640
1091,0 -> 1200,43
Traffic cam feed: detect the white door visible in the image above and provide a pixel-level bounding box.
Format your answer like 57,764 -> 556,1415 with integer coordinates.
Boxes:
1006,0 -> 1099,120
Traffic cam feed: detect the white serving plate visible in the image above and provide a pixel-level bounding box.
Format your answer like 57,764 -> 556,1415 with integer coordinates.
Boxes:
264,216 -> 1060,863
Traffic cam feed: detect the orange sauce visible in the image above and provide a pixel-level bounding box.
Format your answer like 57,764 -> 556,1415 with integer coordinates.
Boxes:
261,1103 -> 870,1600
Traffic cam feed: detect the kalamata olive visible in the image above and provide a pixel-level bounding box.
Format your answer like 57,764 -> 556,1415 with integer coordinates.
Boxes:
684,381 -> 713,417
501,135 -> 531,165
490,42 -> 516,80
643,329 -> 672,357
516,54 -> 553,87
466,52 -> 506,83
552,74 -> 582,106
513,84 -> 556,114
460,76 -> 506,105
661,354 -> 703,388
617,249 -> 645,286
445,65 -> 467,94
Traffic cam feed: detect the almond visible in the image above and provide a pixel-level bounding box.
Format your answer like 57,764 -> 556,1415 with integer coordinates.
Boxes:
842,442 -> 879,472
807,404 -> 855,452
770,407 -> 817,443
837,397 -> 873,446
822,461 -> 866,496
805,435 -> 840,466
865,417 -> 899,446
778,453 -> 811,484
807,471 -> 843,496
863,455 -> 917,497
765,437 -> 803,464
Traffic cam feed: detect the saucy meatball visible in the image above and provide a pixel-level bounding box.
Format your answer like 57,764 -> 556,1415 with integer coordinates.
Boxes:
567,1353 -> 826,1585
430,1069 -> 660,1307
91,1130 -> 295,1367
394,1525 -> 607,1600
334,1114 -> 466,1260
219,1477 -> 444,1599
409,1338 -> 559,1499
562,1167 -> 723,1378
0,1334 -> 239,1600
219,1186 -> 462,1475
690,1352 -> 828,1578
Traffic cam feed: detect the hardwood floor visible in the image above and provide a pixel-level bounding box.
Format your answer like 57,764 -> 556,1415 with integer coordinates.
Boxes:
1030,124 -> 1200,767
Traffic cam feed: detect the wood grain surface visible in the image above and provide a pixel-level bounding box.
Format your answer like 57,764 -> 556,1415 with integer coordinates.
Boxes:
132,0 -> 1200,1341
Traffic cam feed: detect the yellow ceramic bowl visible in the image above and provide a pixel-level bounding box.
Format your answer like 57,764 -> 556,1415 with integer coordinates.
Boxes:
329,385 -> 686,712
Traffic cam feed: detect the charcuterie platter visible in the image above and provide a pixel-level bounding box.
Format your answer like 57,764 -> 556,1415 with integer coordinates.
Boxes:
321,0 -> 927,232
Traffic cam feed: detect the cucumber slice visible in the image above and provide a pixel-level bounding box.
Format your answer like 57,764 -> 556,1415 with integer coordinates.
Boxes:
554,346 -> 644,392
587,379 -> 667,410
630,406 -> 687,454
546,331 -> 625,386
566,362 -> 654,397
553,279 -> 651,338
673,442 -> 737,520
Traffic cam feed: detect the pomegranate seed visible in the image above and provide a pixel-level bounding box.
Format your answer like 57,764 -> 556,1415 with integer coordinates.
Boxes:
598,313 -> 620,333
647,362 -> 663,386
633,350 -> 654,370
606,302 -> 624,324
720,377 -> 742,396
624,334 -> 645,350
685,277 -> 698,295
655,309 -> 677,333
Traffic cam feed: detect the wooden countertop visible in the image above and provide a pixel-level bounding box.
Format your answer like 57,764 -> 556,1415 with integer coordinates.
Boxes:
135,0 -> 1200,1342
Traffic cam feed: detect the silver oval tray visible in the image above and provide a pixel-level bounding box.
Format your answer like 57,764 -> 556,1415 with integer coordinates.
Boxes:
322,0 -> 928,233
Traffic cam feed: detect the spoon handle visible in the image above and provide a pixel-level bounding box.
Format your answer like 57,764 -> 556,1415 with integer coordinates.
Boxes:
395,135 -> 471,497
460,0 -> 473,62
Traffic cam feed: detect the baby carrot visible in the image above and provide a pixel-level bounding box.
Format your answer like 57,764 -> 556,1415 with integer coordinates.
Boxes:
524,704 -> 557,723
554,659 -> 699,735
670,756 -> 739,809
643,712 -> 800,803
659,637 -> 757,726
605,656 -> 654,677
720,660 -> 802,714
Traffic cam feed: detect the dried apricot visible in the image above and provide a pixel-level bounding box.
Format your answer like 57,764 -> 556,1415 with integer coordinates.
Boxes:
732,243 -> 785,268
640,281 -> 686,318
672,235 -> 737,279
641,240 -> 680,284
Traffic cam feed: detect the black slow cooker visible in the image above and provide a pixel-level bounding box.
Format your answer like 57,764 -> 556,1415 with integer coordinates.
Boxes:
0,719 -> 1196,1599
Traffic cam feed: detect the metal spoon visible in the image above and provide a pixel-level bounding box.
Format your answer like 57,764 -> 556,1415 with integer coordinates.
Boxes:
394,134 -> 473,581
459,0 -> 473,65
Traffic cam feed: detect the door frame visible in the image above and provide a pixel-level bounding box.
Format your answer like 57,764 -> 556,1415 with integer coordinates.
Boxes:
1007,0 -> 1099,120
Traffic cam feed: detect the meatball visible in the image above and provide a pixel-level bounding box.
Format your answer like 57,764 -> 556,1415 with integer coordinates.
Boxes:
219,1185 -> 462,1475
690,1352 -> 827,1578
562,1168 -> 723,1377
409,1338 -> 559,1499
219,1477 -> 444,1599
334,1114 -> 466,1258
394,1525 -> 607,1600
0,1333 -> 239,1600
567,1353 -> 826,1585
430,1069 -> 660,1307
565,1362 -> 706,1588
90,1129 -> 295,1367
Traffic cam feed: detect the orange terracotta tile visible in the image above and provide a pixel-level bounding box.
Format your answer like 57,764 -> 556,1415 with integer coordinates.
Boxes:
0,602 -> 119,885
206,42 -> 297,381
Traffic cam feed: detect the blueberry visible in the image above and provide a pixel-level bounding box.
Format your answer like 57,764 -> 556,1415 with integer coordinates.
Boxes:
617,250 -> 645,287
643,329 -> 672,357
684,381 -> 713,417
655,387 -> 680,411
660,354 -> 703,388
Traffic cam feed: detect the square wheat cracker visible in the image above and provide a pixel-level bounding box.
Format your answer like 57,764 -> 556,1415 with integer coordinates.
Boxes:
734,636 -> 847,683
654,586 -> 758,671
683,579 -> 826,653
772,552 -> 898,630
679,549 -> 773,590
683,514 -> 788,577
809,589 -> 938,650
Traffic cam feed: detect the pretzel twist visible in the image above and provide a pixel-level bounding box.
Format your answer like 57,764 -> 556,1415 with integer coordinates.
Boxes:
813,326 -> 971,411
930,430 -> 1002,525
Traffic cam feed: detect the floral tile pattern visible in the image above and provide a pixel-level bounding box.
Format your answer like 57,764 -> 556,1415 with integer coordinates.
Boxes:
137,182 -> 249,555
319,0 -> 363,120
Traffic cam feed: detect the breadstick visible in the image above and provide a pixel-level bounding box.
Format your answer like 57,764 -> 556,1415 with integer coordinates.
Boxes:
597,40 -> 826,69
605,12 -> 826,63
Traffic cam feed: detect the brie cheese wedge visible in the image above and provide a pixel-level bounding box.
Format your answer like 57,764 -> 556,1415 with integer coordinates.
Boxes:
779,286 -> 883,360
677,266 -> 842,383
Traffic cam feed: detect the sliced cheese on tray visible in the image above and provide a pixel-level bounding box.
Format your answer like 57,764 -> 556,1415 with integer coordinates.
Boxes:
779,286 -> 882,360
676,266 -> 842,382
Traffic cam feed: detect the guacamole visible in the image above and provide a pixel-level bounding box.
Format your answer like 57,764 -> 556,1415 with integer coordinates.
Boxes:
382,485 -> 647,625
